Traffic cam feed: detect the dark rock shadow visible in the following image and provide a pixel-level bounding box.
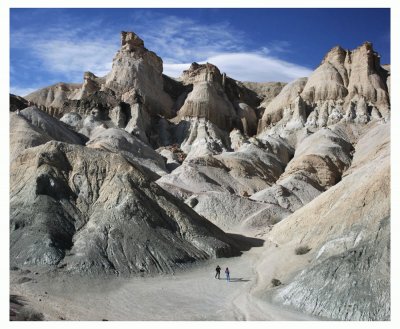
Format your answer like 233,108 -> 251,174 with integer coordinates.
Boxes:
10,294 -> 25,307
226,233 -> 265,252
10,294 -> 44,321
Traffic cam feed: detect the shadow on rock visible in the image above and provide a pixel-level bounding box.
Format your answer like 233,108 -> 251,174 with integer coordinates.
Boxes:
226,233 -> 264,252
10,294 -> 44,321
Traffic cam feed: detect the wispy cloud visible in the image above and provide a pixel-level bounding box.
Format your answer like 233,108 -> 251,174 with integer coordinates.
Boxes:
130,11 -> 312,82
32,40 -> 115,78
163,52 -> 312,82
131,12 -> 245,62
11,26 -> 118,83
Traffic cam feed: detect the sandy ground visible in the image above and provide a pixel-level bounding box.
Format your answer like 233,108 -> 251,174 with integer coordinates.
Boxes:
10,236 -> 319,321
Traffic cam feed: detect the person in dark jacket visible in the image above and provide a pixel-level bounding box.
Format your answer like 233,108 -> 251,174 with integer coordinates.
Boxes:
215,265 -> 221,279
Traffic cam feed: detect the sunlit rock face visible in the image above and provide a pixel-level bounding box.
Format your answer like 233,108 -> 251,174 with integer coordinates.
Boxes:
258,42 -> 390,133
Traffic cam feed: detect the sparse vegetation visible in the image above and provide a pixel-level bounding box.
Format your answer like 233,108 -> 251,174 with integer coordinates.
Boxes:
271,278 -> 282,287
295,246 -> 311,255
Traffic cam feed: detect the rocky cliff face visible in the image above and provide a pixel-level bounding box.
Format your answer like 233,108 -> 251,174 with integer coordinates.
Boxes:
10,31 -> 390,320
265,122 -> 390,320
258,42 -> 390,132
104,32 -> 174,117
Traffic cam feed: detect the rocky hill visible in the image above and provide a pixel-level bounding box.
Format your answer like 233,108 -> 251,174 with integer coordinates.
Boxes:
11,31 -> 390,320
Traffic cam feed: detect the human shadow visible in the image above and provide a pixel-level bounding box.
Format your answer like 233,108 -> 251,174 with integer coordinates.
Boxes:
228,277 -> 250,283
226,233 -> 264,252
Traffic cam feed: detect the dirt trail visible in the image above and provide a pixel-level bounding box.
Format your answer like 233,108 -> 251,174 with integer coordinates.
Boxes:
10,233 -> 318,321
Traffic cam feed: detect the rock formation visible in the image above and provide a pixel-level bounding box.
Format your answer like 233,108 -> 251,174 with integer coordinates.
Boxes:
86,128 -> 169,176
10,94 -> 29,112
10,107 -> 86,161
258,42 -> 390,133
25,82 -> 82,110
104,32 -> 174,118
258,78 -> 308,130
10,31 -> 390,320
10,141 -> 240,274
264,122 -> 390,320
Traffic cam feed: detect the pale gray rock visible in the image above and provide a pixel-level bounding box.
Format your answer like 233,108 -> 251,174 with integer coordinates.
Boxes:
79,112 -> 107,138
241,81 -> 286,110
86,128 -> 168,176
19,106 -> 86,144
258,42 -> 390,132
124,102 -> 151,143
105,32 -> 173,118
25,82 -> 82,109
158,134 -> 293,198
157,148 -> 181,171
354,96 -> 369,124
285,94 -> 307,130
230,129 -> 249,151
274,217 -> 389,320
109,104 -> 127,128
173,118 -> 231,159
10,112 -> 51,162
265,123 -> 390,320
73,71 -> 105,99
60,112 -> 83,129
246,125 -> 354,233
258,78 -> 308,131
176,77 -> 236,132
234,102 -> 258,136
186,191 -> 291,233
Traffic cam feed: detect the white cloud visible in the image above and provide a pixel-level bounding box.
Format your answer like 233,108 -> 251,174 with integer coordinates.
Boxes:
32,40 -> 116,80
163,63 -> 191,79
205,52 -> 312,82
164,52 -> 312,83
11,24 -> 118,83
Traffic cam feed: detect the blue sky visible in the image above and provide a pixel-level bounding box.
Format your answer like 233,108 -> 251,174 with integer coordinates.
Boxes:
10,8 -> 390,96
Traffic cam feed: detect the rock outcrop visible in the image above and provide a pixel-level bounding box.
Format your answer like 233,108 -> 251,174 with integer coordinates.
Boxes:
104,32 -> 174,118
10,94 -> 29,112
258,78 -> 308,130
10,142 -> 240,274
86,128 -> 168,176
258,42 -> 390,133
10,107 -> 86,161
25,82 -> 82,110
158,135 -> 293,198
172,62 -> 260,138
261,122 -> 390,320
175,63 -> 237,131
24,32 -> 174,146
232,124 -> 353,232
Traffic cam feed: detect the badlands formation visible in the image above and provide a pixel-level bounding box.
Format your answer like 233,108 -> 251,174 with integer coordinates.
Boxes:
10,32 -> 390,321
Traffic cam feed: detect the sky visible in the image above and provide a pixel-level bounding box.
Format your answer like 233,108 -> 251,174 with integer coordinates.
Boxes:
10,8 -> 390,96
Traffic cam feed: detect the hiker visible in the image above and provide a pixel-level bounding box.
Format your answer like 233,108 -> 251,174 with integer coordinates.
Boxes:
225,267 -> 230,282
215,265 -> 221,279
